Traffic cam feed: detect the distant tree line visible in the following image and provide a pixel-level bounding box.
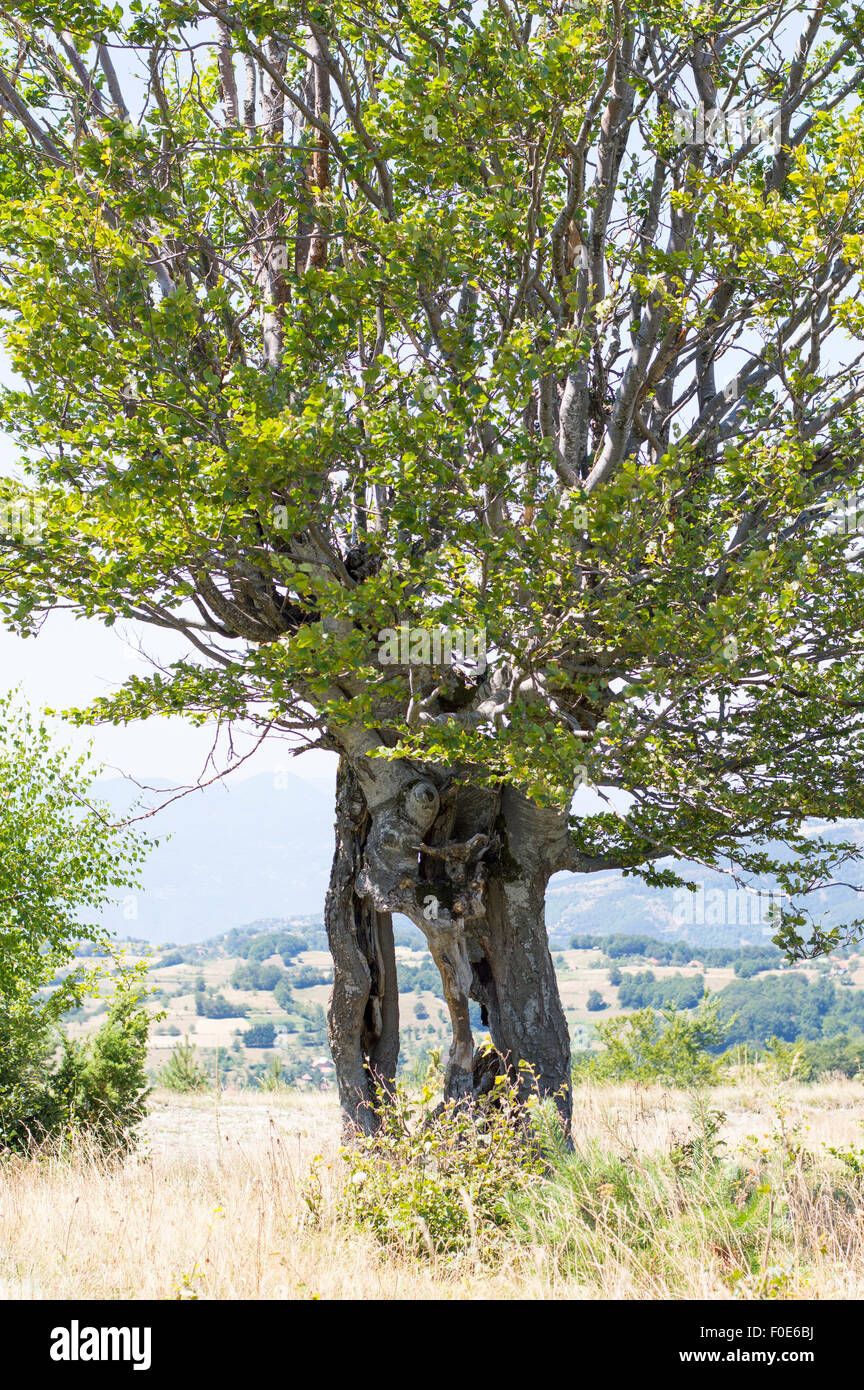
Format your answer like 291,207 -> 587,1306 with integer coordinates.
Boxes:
150,950 -> 185,969
717,974 -> 864,1047
291,966 -> 332,989
397,961 -> 445,1000
571,933 -> 785,972
195,990 -> 244,1019
238,931 -> 306,966
779,1033 -> 864,1081
617,971 -> 705,1011
231,961 -> 286,992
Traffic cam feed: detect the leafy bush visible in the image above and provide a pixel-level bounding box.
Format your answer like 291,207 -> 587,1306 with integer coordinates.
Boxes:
618,970 -> 705,1011
338,1066 -> 547,1262
0,983 -> 150,1153
50,990 -> 150,1153
759,1031 -> 864,1082
575,1000 -> 729,1086
0,1000 -> 57,1150
0,696 -> 149,1019
158,1039 -> 210,1092
801,1034 -> 864,1079
586,989 -> 607,1012
0,697 -> 151,1154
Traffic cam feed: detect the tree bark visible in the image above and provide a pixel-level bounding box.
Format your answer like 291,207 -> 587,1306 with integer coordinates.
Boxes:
463,786 -> 572,1131
324,758 -> 399,1135
324,746 -> 573,1138
468,859 -> 571,1130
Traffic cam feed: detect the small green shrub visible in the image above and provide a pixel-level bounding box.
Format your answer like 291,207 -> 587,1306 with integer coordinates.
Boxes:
338,1065 -> 548,1263
825,1140 -> 864,1190
574,999 -> 729,1086
51,989 -> 151,1154
0,982 -> 150,1155
158,1039 -> 210,1093
258,1056 -> 289,1091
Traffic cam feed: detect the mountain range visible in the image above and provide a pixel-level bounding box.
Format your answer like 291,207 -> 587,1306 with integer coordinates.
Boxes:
94,774 -> 864,949
96,772 -> 336,944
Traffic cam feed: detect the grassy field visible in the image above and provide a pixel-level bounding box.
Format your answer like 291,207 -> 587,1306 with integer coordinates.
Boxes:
64,942 -> 864,1089
69,943 -> 451,1079
4,1078 -> 864,1300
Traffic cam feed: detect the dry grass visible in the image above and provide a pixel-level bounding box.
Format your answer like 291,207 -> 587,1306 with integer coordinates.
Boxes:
2,1079 -> 864,1300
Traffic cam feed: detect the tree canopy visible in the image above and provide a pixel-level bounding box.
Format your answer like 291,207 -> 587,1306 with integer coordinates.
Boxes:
1,1 -> 864,964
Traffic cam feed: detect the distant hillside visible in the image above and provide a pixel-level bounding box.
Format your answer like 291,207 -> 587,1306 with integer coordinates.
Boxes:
95,773 -> 335,944
92,768 -> 864,952
70,916 -> 863,1095
547,821 -> 864,948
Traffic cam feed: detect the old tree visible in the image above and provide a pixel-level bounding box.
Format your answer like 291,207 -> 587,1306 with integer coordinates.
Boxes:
3,0 -> 864,1132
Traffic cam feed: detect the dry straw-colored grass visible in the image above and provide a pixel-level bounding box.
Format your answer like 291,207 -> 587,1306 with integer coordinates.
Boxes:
1,1079 -> 864,1300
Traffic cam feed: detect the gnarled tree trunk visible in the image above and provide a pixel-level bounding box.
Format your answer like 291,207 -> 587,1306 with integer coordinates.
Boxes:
325,746 -> 573,1137
469,818 -> 571,1124
325,760 -> 399,1135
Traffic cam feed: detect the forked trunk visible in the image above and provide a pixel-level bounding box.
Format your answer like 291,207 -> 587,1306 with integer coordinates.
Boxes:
470,858 -> 572,1124
324,761 -> 399,1135
324,753 -> 573,1137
